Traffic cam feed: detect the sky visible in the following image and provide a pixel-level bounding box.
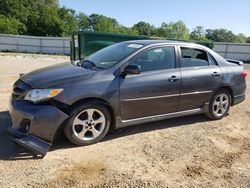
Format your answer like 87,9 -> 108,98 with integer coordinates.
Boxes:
59,0 -> 250,36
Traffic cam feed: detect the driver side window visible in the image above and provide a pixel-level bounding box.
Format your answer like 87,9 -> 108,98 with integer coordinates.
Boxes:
129,46 -> 176,72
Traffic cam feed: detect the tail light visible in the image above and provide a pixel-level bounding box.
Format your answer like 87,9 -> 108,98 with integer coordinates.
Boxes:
242,71 -> 248,78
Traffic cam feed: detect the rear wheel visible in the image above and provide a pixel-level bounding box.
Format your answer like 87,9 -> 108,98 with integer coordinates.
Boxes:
64,102 -> 111,146
206,89 -> 231,120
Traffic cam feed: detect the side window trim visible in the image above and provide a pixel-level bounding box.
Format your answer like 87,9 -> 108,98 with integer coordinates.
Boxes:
127,45 -> 177,74
178,45 -> 219,68
207,53 -> 218,66
179,46 -> 210,68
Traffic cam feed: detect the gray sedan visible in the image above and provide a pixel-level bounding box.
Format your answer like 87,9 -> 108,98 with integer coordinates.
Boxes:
9,40 -> 247,156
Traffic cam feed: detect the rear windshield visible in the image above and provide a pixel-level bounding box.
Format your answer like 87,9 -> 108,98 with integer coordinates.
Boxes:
85,42 -> 144,69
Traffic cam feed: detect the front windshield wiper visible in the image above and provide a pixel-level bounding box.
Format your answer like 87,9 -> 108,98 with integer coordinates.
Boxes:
76,59 -> 106,71
76,59 -> 102,71
77,59 -> 96,68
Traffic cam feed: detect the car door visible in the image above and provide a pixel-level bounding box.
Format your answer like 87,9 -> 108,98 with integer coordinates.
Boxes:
178,46 -> 222,111
119,45 -> 181,120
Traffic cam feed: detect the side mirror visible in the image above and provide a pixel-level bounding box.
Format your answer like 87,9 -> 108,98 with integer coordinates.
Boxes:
123,64 -> 141,76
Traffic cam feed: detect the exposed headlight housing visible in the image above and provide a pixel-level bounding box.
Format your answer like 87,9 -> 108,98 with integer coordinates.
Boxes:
24,89 -> 63,103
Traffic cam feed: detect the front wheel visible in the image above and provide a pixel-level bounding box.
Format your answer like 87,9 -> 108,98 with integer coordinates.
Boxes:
206,89 -> 231,120
64,102 -> 111,146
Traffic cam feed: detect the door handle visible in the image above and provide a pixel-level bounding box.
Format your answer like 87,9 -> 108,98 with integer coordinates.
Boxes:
212,72 -> 220,78
169,75 -> 179,82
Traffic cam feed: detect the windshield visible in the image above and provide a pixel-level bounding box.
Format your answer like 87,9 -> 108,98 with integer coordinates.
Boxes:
84,42 -> 144,69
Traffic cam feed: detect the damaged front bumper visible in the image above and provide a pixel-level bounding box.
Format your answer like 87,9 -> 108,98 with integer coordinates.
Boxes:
8,128 -> 52,156
8,98 -> 69,156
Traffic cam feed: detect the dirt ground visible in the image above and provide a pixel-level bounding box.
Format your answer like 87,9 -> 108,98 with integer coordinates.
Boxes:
0,53 -> 249,188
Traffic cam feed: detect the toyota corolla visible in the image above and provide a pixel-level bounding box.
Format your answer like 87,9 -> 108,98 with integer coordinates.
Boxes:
8,40 -> 247,156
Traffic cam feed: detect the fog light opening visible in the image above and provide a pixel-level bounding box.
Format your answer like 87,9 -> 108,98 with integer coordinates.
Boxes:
19,119 -> 31,133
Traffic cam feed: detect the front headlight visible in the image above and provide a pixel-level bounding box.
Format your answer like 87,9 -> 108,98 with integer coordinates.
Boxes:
24,89 -> 63,103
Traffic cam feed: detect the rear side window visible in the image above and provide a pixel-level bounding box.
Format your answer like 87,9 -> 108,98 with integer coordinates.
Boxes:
129,46 -> 176,72
180,47 -> 209,67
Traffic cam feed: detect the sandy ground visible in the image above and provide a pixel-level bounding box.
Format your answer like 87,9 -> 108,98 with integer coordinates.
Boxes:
0,53 -> 249,188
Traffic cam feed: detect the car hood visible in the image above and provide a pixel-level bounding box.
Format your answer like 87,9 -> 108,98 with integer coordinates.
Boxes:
21,62 -> 95,88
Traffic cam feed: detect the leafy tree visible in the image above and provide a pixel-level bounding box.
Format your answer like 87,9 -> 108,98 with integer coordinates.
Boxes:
89,14 -> 120,33
157,22 -> 171,38
40,0 -> 59,6
34,5 -> 63,36
58,7 -> 78,36
157,23 -> 166,38
132,21 -> 155,36
158,21 -> 189,40
170,21 -> 189,40
205,29 -> 236,42
247,37 -> 250,43
190,26 -> 208,41
0,0 -> 41,34
120,27 -> 138,35
0,15 -> 21,34
77,13 -> 90,30
26,2 -> 42,35
0,0 -> 64,36
234,33 -> 247,43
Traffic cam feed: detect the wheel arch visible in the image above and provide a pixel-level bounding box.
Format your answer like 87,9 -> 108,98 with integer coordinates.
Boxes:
69,97 -> 116,131
215,86 -> 234,106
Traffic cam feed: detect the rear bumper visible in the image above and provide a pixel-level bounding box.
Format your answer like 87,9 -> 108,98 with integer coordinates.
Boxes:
8,98 -> 69,156
233,93 -> 246,105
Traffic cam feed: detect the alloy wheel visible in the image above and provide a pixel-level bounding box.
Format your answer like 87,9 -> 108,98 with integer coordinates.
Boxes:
212,93 -> 229,117
72,108 -> 106,141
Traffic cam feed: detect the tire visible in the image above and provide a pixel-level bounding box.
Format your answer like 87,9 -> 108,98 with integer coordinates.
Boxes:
64,101 -> 111,146
206,89 -> 231,120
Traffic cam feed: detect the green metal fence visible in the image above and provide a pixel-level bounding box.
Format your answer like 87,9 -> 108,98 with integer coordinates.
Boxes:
71,31 -> 148,60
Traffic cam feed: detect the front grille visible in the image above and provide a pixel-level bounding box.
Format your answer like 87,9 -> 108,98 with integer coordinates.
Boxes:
12,79 -> 31,99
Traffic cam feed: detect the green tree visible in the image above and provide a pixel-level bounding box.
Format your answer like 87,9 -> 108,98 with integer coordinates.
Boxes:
78,13 -> 138,35
157,22 -> 172,38
234,33 -> 247,43
77,13 -> 89,30
158,21 -> 189,40
247,37 -> 250,43
0,0 -> 63,36
132,21 -> 155,36
40,0 -> 59,6
0,0 -> 41,34
205,29 -> 236,42
58,7 -> 78,36
118,26 -> 138,35
0,15 -> 21,34
169,21 -> 189,40
157,23 -> 166,38
35,5 -> 63,36
89,14 -> 120,33
26,2 -> 42,35
190,26 -> 208,41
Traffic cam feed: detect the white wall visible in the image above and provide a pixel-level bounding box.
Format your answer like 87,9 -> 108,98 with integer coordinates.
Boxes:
0,34 -> 70,55
213,42 -> 250,61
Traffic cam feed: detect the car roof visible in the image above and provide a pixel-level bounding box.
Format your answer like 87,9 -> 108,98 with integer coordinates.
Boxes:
125,40 -> 206,48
